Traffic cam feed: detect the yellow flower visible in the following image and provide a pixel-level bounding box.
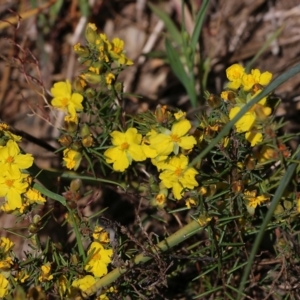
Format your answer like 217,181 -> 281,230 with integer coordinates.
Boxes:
108,38 -> 133,65
39,263 -> 53,282
159,154 -> 198,200
104,128 -> 146,172
147,119 -> 196,157
51,80 -> 84,117
64,113 -> 78,124
220,91 -> 230,101
72,275 -> 96,292
245,130 -> 262,146
84,242 -> 113,277
226,64 -> 245,89
23,188 -> 46,205
0,237 -> 14,254
198,215 -> 212,226
93,226 -> 110,244
63,148 -> 82,170
185,198 -> 197,209
0,173 -> 29,210
229,107 -> 256,132
150,155 -> 169,171
0,256 -> 13,270
97,34 -> 110,63
243,190 -> 269,208
174,110 -> 186,120
0,123 -> 22,142
257,146 -> 277,163
89,66 -> 100,74
151,190 -> 168,208
0,273 -> 9,298
0,203 -> 13,214
0,140 -> 33,177
105,73 -> 115,86
96,286 -> 117,300
15,270 -> 29,283
241,69 -> 272,91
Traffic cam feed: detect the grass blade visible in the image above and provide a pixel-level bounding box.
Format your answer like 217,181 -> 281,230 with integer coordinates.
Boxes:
148,2 -> 182,45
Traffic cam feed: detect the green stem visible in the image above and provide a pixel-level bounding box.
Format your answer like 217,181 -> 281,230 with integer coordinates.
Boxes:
83,220 -> 201,297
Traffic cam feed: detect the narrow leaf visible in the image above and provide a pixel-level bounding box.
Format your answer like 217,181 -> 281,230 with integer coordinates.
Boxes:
191,0 -> 210,52
148,2 -> 182,45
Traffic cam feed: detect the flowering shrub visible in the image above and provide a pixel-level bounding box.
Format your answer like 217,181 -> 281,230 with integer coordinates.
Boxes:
0,22 -> 300,299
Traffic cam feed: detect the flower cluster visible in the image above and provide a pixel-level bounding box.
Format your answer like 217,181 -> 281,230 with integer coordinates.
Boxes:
222,63 -> 273,146
104,113 -> 199,200
74,22 -> 132,90
68,225 -> 113,299
50,23 -> 134,172
0,123 -> 45,214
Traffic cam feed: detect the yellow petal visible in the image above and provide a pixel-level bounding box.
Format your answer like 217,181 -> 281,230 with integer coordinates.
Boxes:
259,71 -> 272,86
171,119 -> 191,137
245,131 -> 262,146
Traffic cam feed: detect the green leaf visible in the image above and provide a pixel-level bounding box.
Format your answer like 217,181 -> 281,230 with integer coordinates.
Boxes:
78,0 -> 90,17
165,39 -> 197,106
148,2 -> 182,46
33,182 -> 66,206
190,0 -> 210,53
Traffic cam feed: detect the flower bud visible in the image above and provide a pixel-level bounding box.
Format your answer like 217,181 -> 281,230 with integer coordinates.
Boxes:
71,141 -> 82,152
81,72 -> 102,84
70,179 -> 82,192
64,116 -> 78,134
82,135 -> 94,148
73,43 -> 90,57
33,214 -> 41,224
28,224 -> 39,234
58,134 -> 73,147
71,254 -> 79,265
78,57 -> 92,66
0,137 -> 7,146
85,23 -> 98,44
220,91 -> 236,103
114,82 -> 123,93
244,154 -> 255,171
73,76 -> 87,93
80,124 -> 94,147
155,105 -> 168,123
219,111 -> 230,124
207,94 -> 221,108
231,180 -> 244,194
80,123 -> 91,138
86,88 -> 96,100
